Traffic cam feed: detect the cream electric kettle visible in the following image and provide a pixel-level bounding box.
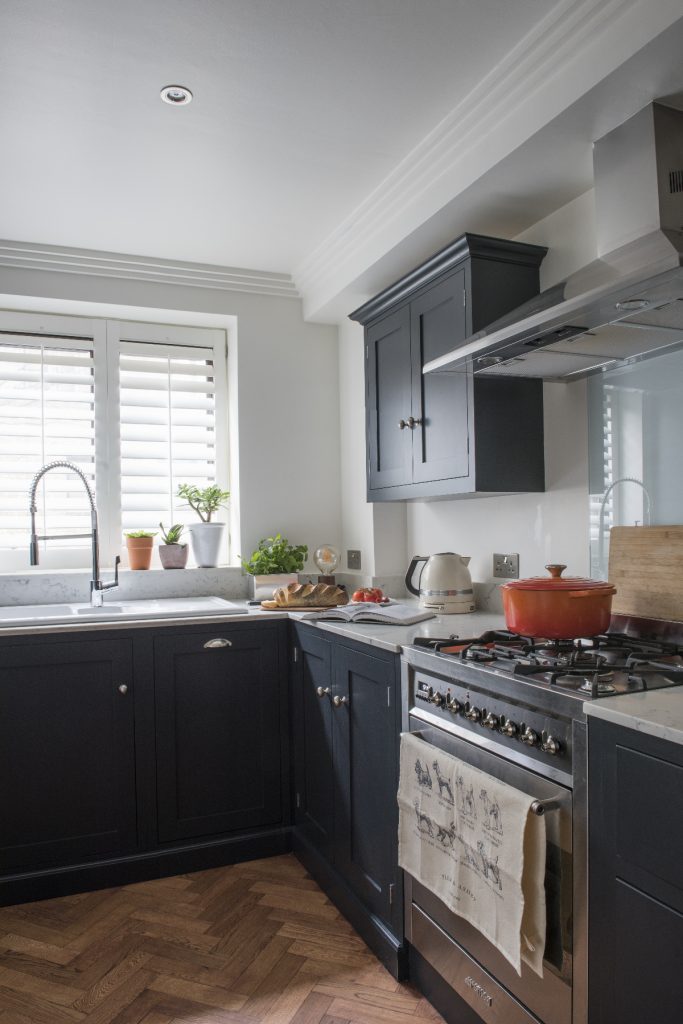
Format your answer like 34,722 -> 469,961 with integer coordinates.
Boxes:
405,552 -> 475,613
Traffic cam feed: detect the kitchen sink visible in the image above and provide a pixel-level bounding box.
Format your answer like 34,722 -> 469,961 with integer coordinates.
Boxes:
0,596 -> 246,626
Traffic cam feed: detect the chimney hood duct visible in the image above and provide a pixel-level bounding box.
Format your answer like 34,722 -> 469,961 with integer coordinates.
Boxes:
424,103 -> 683,382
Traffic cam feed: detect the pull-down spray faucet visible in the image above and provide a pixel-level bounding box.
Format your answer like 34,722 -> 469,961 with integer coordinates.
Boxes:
29,461 -> 120,607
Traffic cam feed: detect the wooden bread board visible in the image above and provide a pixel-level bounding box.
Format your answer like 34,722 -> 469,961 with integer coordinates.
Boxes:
608,526 -> 683,621
260,602 -> 347,611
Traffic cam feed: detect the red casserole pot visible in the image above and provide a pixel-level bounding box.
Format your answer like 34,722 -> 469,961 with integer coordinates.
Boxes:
501,564 -> 617,639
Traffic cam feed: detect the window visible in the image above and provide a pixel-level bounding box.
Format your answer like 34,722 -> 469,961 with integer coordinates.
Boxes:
0,313 -> 228,570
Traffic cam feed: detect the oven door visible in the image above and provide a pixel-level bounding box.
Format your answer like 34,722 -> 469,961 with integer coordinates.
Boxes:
406,716 -> 572,1024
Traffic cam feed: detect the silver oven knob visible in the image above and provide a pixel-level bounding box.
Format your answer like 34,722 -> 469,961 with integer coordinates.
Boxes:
464,705 -> 481,722
500,718 -> 518,737
521,727 -> 539,747
482,712 -> 499,730
433,692 -> 445,707
541,732 -> 562,755
447,696 -> 462,714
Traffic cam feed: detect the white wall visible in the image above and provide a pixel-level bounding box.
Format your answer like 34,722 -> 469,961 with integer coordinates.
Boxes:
0,266 -> 341,569
336,190 -> 598,595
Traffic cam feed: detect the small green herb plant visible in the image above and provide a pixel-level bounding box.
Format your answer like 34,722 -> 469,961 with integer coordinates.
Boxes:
177,484 -> 230,523
242,534 -> 308,575
124,530 -> 157,539
159,522 -> 185,545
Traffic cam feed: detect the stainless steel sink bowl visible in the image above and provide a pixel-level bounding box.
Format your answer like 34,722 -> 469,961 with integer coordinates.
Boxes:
0,596 -> 245,626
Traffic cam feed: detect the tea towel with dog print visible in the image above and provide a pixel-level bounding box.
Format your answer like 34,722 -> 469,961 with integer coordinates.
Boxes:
398,732 -> 546,976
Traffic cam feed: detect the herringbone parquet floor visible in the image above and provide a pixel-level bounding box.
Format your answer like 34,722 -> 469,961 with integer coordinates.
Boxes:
0,854 -> 443,1024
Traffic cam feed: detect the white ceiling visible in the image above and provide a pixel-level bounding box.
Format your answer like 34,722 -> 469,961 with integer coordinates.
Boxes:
0,0 -> 556,272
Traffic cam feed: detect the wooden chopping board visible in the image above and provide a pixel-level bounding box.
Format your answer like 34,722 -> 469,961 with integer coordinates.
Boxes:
608,526 -> 683,621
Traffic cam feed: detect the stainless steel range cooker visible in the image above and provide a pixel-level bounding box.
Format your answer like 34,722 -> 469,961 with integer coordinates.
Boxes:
401,626 -> 683,1024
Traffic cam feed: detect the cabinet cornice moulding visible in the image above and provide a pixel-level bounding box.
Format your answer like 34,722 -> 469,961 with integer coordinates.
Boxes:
294,0 -> 678,315
0,241 -> 300,299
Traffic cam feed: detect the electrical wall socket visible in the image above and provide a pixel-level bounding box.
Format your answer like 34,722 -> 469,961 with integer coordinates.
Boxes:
493,553 -> 519,579
347,549 -> 362,571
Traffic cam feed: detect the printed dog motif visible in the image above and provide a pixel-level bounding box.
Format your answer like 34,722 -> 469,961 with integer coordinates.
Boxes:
479,789 -> 503,835
435,820 -> 457,848
432,760 -> 454,804
477,840 -> 502,890
456,774 -> 477,821
414,759 -> 433,789
414,800 -> 434,837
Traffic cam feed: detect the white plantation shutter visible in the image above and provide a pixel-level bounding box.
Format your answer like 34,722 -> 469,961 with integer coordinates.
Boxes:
0,333 -> 98,562
117,340 -> 222,534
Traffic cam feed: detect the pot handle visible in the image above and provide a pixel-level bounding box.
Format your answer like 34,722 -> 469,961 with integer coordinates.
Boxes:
545,564 -> 567,579
405,556 -> 428,596
568,587 -> 617,599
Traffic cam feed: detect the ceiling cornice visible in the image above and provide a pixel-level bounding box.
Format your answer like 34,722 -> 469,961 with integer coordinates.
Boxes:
294,0 -> 679,318
0,240 -> 300,299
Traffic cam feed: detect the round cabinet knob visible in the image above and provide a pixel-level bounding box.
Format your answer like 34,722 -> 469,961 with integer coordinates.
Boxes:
482,713 -> 499,730
541,732 -> 562,755
464,706 -> 481,722
118,684 -> 128,695
500,718 -> 518,737
333,695 -> 349,708
398,419 -> 408,430
316,686 -> 331,698
407,416 -> 422,428
521,727 -> 539,747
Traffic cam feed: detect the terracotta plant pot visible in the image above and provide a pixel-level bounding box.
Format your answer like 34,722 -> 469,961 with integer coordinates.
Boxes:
158,543 -> 189,569
125,536 -> 154,571
501,563 -> 616,639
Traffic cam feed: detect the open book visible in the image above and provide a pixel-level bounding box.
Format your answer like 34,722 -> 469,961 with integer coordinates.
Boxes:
294,602 -> 436,625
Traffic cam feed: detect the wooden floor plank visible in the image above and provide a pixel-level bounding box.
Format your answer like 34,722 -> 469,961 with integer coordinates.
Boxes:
0,857 -> 444,1024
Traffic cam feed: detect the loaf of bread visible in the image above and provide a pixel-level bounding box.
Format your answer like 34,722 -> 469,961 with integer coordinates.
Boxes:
263,582 -> 348,608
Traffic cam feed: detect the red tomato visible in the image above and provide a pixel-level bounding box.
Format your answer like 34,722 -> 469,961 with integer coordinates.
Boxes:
352,589 -> 370,602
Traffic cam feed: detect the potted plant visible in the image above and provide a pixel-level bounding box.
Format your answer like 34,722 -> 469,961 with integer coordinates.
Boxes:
125,530 -> 156,571
177,484 -> 230,568
158,522 -> 189,569
241,534 -> 308,601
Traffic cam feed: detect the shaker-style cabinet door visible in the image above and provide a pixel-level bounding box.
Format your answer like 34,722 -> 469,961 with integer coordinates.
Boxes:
154,627 -> 282,842
292,627 -> 336,861
366,307 -> 413,491
410,270 -> 471,485
332,643 -> 402,934
0,638 -> 137,873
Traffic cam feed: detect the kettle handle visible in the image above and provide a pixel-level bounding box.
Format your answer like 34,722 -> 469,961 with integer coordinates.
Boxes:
405,556 -> 428,596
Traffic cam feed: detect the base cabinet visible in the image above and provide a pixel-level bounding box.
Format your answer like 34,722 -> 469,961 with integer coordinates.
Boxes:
0,638 -> 137,874
588,718 -> 683,1023
292,625 -> 404,971
154,626 -> 284,842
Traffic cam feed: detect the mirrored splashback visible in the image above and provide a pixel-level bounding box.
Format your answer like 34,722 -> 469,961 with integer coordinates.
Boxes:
588,349 -> 683,578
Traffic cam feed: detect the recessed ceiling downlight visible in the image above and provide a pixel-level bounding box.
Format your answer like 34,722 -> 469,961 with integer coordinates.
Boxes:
160,85 -> 193,105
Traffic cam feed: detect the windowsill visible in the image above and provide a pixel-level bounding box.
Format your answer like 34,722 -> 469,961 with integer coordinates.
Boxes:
0,564 -> 244,578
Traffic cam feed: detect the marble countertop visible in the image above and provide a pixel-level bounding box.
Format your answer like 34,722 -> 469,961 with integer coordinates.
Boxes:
584,689 -> 683,746
0,598 -> 506,652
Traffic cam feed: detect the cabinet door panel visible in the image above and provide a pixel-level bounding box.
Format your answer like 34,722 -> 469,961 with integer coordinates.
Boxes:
155,628 -> 281,842
333,645 -> 400,932
367,308 -> 413,490
294,630 -> 335,859
0,639 -> 136,872
411,271 -> 470,484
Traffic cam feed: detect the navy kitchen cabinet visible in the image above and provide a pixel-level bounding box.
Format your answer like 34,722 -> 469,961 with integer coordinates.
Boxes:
0,620 -> 290,906
588,718 -> 683,1024
292,624 -> 405,976
351,233 -> 547,501
154,624 -> 285,842
0,637 -> 137,873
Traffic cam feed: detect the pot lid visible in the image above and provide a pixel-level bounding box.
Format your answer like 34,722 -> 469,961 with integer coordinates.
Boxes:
503,564 -> 616,592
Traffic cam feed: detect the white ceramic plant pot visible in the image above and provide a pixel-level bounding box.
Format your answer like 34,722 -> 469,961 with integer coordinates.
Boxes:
250,573 -> 299,601
188,522 -> 225,568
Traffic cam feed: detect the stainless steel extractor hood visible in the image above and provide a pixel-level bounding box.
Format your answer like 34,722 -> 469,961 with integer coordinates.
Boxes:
424,102 -> 683,381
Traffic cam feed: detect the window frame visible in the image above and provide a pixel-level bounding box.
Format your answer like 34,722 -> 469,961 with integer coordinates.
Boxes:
0,311 -> 229,572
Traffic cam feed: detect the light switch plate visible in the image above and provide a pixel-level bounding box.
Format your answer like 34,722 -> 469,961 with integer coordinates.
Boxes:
347,549 -> 362,570
493,552 -> 519,579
